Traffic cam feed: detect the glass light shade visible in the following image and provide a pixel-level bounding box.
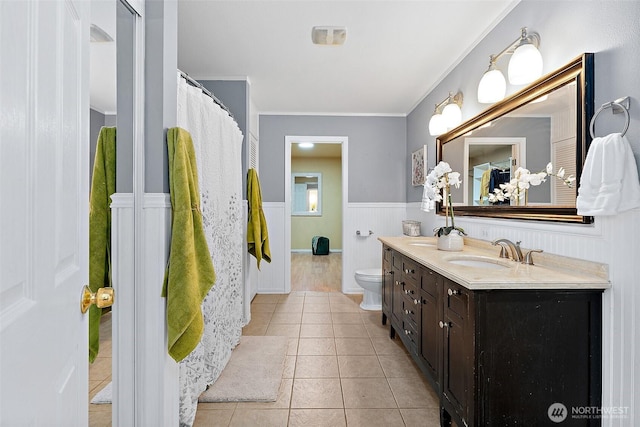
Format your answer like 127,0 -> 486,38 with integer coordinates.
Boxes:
508,43 -> 543,85
442,102 -> 462,130
428,113 -> 446,136
477,68 -> 507,104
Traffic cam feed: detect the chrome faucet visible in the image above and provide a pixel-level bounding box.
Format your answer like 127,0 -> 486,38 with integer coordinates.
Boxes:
492,238 -> 523,262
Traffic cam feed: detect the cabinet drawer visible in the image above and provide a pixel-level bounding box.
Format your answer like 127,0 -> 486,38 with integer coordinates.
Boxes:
402,281 -> 418,300
444,281 -> 467,319
421,267 -> 438,296
383,246 -> 392,262
393,253 -> 403,269
402,296 -> 419,325
401,319 -> 418,350
402,258 -> 420,284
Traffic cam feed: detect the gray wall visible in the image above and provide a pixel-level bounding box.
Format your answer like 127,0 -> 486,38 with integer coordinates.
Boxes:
408,0 -> 640,202
90,108 -> 105,180
144,0 -> 177,193
115,0 -> 135,192
259,115 -> 407,203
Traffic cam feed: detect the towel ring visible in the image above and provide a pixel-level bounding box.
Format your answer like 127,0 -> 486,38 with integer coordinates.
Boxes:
590,97 -> 630,139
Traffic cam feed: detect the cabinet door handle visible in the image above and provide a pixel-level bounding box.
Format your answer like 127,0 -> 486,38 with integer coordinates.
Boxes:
404,309 -> 413,315
404,289 -> 414,295
413,298 -> 420,305
385,270 -> 393,275
439,320 -> 451,328
395,280 -> 400,286
404,268 -> 415,274
447,288 -> 459,296
404,329 -> 412,335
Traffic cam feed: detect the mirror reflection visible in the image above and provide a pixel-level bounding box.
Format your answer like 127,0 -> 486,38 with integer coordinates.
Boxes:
437,53 -> 593,223
443,82 -> 576,207
292,173 -> 322,215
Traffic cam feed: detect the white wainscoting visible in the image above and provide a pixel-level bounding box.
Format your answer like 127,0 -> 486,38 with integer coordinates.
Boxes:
259,202 -> 406,294
342,203 -> 408,294
111,193 -> 179,427
255,202 -> 287,293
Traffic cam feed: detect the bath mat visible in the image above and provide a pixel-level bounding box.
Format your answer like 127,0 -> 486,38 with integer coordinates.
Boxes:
198,335 -> 288,402
90,336 -> 288,404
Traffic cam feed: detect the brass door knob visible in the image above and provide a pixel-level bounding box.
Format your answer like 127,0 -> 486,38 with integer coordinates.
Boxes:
81,285 -> 115,314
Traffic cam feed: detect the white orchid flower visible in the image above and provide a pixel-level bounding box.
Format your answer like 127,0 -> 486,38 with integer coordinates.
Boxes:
433,161 -> 452,176
527,172 -> 547,186
546,162 -> 553,174
447,172 -> 462,188
557,167 -> 565,178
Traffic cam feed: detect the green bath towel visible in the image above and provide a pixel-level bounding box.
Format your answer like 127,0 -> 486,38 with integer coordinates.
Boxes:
247,168 -> 271,269
163,127 -> 216,362
89,127 -> 116,363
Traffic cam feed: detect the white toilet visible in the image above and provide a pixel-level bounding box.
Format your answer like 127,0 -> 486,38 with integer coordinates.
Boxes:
354,268 -> 383,311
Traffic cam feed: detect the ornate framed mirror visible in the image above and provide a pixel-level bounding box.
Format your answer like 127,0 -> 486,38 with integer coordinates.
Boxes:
437,53 -> 594,223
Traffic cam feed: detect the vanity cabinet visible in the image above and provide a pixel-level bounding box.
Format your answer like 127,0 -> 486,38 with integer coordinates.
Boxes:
381,247 -> 393,325
381,245 -> 603,427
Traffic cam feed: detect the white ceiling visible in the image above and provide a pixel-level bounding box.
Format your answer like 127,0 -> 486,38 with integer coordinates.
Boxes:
177,0 -> 517,116
90,0 -> 519,116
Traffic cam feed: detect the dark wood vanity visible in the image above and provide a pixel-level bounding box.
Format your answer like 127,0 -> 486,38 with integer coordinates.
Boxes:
382,243 -> 604,426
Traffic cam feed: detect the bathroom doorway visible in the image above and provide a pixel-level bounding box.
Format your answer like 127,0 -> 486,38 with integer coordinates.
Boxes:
284,136 -> 348,294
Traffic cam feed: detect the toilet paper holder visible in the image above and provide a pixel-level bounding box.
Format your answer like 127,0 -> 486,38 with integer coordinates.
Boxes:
356,230 -> 374,236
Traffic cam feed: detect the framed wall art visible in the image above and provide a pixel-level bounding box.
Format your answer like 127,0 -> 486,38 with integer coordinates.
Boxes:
411,145 -> 427,186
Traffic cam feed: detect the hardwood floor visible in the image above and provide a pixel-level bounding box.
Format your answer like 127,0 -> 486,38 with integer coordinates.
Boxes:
291,252 -> 342,293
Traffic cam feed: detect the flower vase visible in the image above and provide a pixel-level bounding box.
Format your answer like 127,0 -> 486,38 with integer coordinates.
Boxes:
437,231 -> 464,251
510,190 -> 527,206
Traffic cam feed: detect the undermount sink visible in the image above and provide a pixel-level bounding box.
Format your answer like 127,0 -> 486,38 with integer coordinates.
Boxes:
408,242 -> 435,247
445,256 -> 512,270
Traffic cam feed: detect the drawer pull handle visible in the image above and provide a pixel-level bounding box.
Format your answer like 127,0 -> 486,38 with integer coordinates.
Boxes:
404,329 -> 412,335
447,288 -> 459,296
439,320 -> 451,329
413,298 -> 420,305
404,309 -> 413,315
404,268 -> 415,274
404,289 -> 415,295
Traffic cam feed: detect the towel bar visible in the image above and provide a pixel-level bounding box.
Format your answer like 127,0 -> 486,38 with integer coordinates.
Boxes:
590,96 -> 630,138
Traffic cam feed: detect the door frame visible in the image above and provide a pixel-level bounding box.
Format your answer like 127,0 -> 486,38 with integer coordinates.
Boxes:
284,136 -> 349,293
112,0 -> 146,425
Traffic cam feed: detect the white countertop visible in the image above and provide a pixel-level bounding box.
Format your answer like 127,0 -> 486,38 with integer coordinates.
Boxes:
378,236 -> 610,290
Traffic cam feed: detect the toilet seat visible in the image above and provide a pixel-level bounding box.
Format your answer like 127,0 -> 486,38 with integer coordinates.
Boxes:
355,268 -> 382,281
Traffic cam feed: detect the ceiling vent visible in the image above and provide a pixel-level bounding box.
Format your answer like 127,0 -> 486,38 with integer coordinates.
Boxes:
311,26 -> 346,46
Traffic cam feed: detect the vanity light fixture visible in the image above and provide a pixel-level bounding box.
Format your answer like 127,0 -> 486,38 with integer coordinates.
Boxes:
428,92 -> 464,136
477,27 -> 542,103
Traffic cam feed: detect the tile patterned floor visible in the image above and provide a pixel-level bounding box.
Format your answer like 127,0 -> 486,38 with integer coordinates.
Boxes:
89,312 -> 112,427
88,264 -> 443,426
193,292 -> 442,426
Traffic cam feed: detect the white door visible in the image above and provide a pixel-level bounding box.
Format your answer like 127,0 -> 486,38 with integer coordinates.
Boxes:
0,0 -> 90,425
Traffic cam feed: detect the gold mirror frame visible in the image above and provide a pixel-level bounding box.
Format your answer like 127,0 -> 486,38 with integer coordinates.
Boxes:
436,53 -> 594,223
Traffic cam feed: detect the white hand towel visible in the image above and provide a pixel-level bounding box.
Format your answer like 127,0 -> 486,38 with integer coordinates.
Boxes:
577,133 -> 640,215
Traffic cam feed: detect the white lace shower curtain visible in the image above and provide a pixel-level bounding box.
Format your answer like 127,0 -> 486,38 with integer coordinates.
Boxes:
176,74 -> 245,426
